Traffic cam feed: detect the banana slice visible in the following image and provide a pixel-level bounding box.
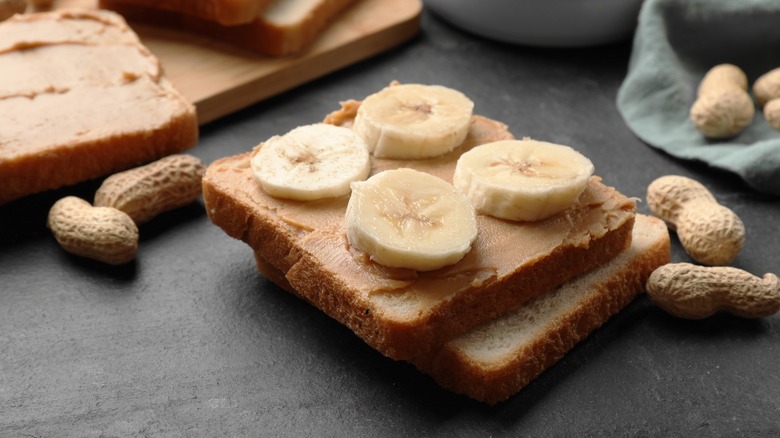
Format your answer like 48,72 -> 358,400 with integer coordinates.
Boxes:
250,123 -> 371,201
345,168 -> 478,271
353,83 -> 474,159
453,139 -> 594,221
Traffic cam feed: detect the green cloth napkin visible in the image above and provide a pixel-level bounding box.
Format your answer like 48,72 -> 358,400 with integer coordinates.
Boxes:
617,0 -> 780,196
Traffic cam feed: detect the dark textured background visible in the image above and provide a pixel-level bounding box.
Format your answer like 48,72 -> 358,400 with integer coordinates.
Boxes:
2,7 -> 779,437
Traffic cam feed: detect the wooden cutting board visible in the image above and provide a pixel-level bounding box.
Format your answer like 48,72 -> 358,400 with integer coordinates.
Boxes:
56,0 -> 422,124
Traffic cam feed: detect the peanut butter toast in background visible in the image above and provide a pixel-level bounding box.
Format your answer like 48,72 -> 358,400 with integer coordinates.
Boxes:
0,9 -> 197,205
203,84 -> 637,361
253,214 -> 670,403
99,0 -> 359,56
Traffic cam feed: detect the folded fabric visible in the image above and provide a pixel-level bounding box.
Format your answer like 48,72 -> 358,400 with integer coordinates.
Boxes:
617,0 -> 780,196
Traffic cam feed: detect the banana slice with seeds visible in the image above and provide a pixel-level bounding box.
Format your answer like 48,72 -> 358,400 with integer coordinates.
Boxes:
251,123 -> 371,201
453,139 -> 594,221
345,168 -> 478,272
353,83 -> 474,159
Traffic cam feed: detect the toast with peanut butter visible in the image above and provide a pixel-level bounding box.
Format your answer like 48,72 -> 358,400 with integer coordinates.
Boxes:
254,214 -> 670,404
0,9 -> 197,205
203,84 -> 637,361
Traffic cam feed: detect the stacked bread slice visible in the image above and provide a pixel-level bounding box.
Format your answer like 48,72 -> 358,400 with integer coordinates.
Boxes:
99,0 -> 359,56
0,9 -> 197,205
202,86 -> 670,403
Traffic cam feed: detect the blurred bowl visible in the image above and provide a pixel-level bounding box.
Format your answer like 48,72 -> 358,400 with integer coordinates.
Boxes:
425,0 -> 645,48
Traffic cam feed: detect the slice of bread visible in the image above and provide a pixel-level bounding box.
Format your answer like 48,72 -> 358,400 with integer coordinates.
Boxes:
99,0 -> 359,56
203,96 -> 637,361
96,0 -> 275,26
0,9 -> 198,205
253,214 -> 669,403
415,214 -> 670,403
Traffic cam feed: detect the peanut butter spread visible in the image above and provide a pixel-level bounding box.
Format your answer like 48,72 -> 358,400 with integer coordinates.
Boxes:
0,9 -> 191,161
205,105 -> 637,327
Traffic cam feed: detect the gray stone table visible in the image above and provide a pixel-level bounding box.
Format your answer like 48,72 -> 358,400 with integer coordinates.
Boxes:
2,7 -> 779,437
